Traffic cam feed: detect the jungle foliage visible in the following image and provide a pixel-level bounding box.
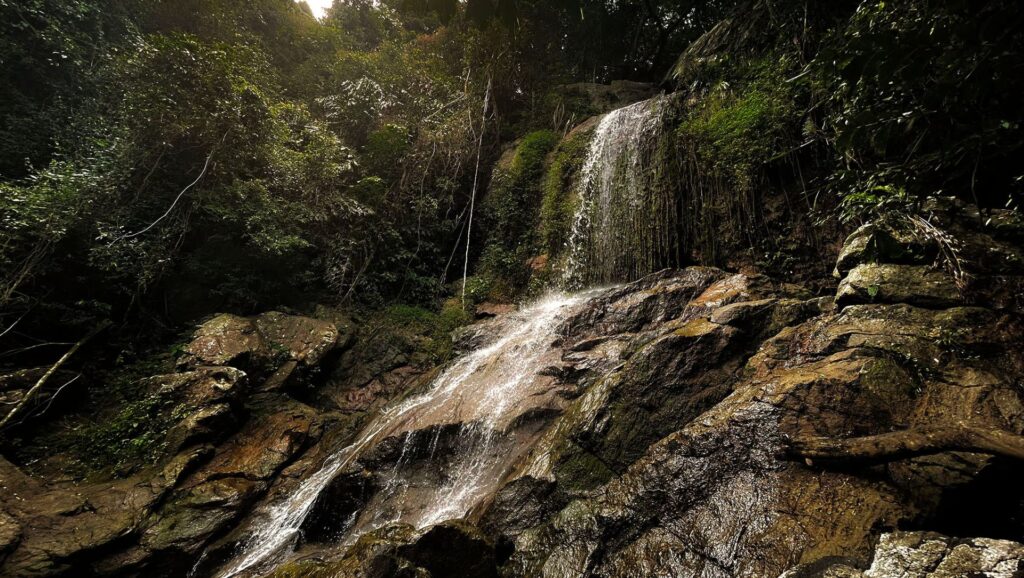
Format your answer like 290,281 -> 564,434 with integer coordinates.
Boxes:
0,0 -> 1021,386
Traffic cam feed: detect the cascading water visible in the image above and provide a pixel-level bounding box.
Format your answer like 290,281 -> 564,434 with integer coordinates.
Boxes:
216,291 -> 602,577
215,96 -> 669,578
563,96 -> 670,288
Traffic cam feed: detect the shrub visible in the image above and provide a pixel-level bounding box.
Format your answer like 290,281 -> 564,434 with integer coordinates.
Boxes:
677,58 -> 797,194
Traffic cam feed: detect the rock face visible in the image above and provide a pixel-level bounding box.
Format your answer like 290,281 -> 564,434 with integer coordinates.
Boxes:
486,209 -> 1024,577
2,204 -> 1023,578
268,521 -> 499,578
836,263 -> 961,308
551,80 -> 660,118
782,531 -> 1024,577
0,312 -> 350,577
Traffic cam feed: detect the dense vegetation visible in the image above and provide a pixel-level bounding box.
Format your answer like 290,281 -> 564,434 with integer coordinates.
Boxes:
0,0 -> 745,341
1,0 -> 1021,442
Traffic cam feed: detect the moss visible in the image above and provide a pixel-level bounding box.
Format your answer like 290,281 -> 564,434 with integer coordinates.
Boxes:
552,442 -> 615,493
372,299 -> 473,365
266,560 -> 331,578
668,55 -> 806,267
673,318 -> 720,338
860,357 -> 920,403
540,127 -> 593,256
479,130 -> 559,295
677,58 -> 797,194
8,346 -> 188,480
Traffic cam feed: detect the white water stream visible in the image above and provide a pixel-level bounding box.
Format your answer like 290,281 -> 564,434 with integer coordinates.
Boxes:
218,291 -> 599,577
564,96 -> 667,288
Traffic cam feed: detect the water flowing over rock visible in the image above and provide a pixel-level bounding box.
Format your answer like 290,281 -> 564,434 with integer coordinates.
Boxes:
563,96 -> 673,288
216,291 -> 609,576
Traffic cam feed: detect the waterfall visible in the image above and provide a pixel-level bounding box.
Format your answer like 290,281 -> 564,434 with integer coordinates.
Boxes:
213,97 -> 671,578
563,96 -> 669,288
216,291 -> 602,577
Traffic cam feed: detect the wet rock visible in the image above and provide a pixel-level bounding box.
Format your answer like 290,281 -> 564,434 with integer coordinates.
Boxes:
569,318 -> 740,473
181,313 -> 266,368
97,400 -> 323,575
285,524 -> 424,578
482,477 -> 563,536
301,467 -> 376,544
268,521 -> 497,578
153,366 -> 246,405
835,263 -> 961,309
155,367 -> 247,453
0,510 -> 20,563
559,268 -> 726,340
498,272 -> 824,514
315,323 -> 438,416
13,199 -> 1013,578
165,404 -> 235,453
708,297 -> 778,326
453,317 -> 506,354
254,311 -> 341,367
499,248 -> 1023,577
398,520 -> 498,578
782,531 -> 1024,577
0,447 -> 209,577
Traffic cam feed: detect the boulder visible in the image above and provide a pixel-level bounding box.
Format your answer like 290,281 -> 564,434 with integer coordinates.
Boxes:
254,311 -> 341,367
834,222 -> 933,278
152,367 -> 247,451
0,447 -> 209,577
180,314 -> 265,368
180,312 -> 340,374
835,263 -> 961,309
139,400 -> 320,558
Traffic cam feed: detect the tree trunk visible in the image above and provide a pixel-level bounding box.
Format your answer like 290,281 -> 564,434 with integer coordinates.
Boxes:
787,423 -> 1024,465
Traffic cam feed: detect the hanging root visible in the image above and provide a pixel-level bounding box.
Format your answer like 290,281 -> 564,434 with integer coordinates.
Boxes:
904,212 -> 971,291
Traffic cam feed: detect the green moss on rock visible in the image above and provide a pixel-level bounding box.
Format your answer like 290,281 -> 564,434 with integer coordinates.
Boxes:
540,125 -> 593,257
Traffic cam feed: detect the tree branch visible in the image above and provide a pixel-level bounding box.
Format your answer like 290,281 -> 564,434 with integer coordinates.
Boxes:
0,321 -> 111,431
787,423 -> 1024,465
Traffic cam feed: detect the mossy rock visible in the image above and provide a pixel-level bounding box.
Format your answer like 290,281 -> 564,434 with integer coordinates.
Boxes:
551,442 -> 616,493
540,121 -> 596,257
834,222 -> 935,278
835,264 -> 961,309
